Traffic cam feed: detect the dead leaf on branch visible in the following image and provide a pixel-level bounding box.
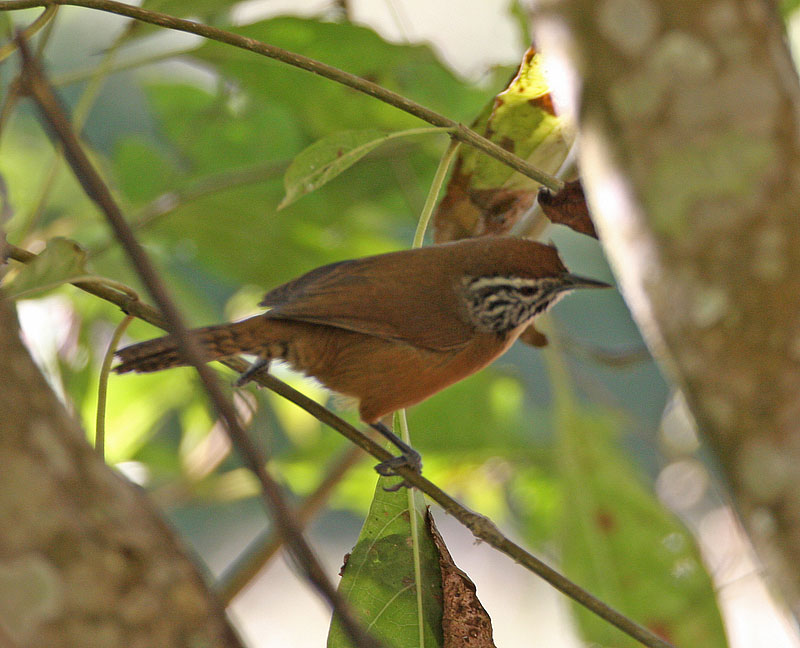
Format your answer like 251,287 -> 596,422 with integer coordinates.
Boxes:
433,46 -> 574,244
537,180 -> 597,239
434,158 -> 538,242
518,322 -> 549,348
428,512 -> 496,648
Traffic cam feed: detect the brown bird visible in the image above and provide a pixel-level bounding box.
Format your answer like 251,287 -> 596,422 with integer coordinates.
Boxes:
115,237 -> 609,474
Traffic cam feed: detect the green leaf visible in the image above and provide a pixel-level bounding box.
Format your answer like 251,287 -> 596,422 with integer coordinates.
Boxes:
555,407 -> 728,647
141,0 -> 240,20
433,46 -> 574,240
328,477 -> 443,648
458,47 -> 573,191
280,127 -> 447,209
191,17 -> 487,134
4,238 -> 90,300
279,129 -> 385,209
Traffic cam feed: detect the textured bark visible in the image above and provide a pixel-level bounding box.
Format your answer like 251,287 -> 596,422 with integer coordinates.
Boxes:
533,0 -> 800,617
0,297 -> 245,648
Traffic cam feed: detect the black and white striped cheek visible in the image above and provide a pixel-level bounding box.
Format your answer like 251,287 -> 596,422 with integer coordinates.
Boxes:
462,275 -> 571,334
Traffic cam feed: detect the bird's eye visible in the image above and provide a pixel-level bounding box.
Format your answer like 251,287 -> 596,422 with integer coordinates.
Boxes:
517,285 -> 539,297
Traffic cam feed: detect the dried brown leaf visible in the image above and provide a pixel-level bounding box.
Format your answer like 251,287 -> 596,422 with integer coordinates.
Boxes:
428,512 -> 496,648
433,46 -> 574,243
537,180 -> 597,239
518,322 -> 549,348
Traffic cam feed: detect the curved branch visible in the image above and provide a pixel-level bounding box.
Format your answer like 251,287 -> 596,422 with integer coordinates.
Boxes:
0,0 -> 562,191
15,33 -> 381,648
3,13 -> 671,646
7,242 -> 674,648
0,4 -> 57,61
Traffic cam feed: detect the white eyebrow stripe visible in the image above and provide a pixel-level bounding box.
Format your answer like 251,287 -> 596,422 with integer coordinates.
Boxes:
461,275 -> 572,333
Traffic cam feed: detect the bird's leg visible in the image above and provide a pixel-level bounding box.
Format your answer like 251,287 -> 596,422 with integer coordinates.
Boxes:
236,358 -> 421,487
370,422 -> 422,490
235,357 -> 271,387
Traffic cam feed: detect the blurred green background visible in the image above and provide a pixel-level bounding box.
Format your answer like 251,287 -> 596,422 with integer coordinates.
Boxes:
3,1 -> 800,646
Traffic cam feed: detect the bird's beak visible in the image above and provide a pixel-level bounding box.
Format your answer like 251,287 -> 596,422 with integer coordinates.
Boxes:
559,273 -> 612,291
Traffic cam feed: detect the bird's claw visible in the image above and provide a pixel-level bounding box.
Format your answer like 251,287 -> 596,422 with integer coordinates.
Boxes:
374,449 -> 422,491
235,358 -> 270,387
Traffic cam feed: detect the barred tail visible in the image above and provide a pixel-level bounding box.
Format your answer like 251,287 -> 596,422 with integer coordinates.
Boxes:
114,316 -> 271,374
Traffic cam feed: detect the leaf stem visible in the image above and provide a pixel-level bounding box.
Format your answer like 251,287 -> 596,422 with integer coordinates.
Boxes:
404,137 -> 461,646
395,410 -> 426,648
413,138 -> 460,248
95,313 -> 133,458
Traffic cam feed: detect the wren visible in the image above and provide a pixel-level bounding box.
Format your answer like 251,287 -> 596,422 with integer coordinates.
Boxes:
115,237 -> 609,474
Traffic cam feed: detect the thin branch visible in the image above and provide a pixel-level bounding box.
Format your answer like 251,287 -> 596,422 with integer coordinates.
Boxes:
217,444 -> 365,605
14,33 -> 382,648
6,238 -> 675,648
89,160 -> 287,258
0,0 -> 563,192
4,17 -> 674,648
0,3 -> 55,61
51,47 -> 194,87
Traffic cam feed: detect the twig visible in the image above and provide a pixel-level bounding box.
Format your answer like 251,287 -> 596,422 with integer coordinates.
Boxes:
6,238 -> 675,648
5,21 -> 676,648
51,48 -> 194,87
14,33 -> 382,648
0,0 -> 563,192
0,4 -> 56,61
89,160 -> 287,258
217,444 -> 365,605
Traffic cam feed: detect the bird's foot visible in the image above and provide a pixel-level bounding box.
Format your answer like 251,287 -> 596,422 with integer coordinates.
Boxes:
235,358 -> 270,387
370,423 -> 422,490
374,449 -> 423,491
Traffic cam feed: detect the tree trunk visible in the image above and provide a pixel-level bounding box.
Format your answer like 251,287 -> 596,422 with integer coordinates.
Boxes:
0,295 -> 245,648
534,0 -> 800,617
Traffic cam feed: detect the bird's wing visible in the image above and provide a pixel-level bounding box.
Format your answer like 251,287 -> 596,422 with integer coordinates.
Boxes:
260,252 -> 474,351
